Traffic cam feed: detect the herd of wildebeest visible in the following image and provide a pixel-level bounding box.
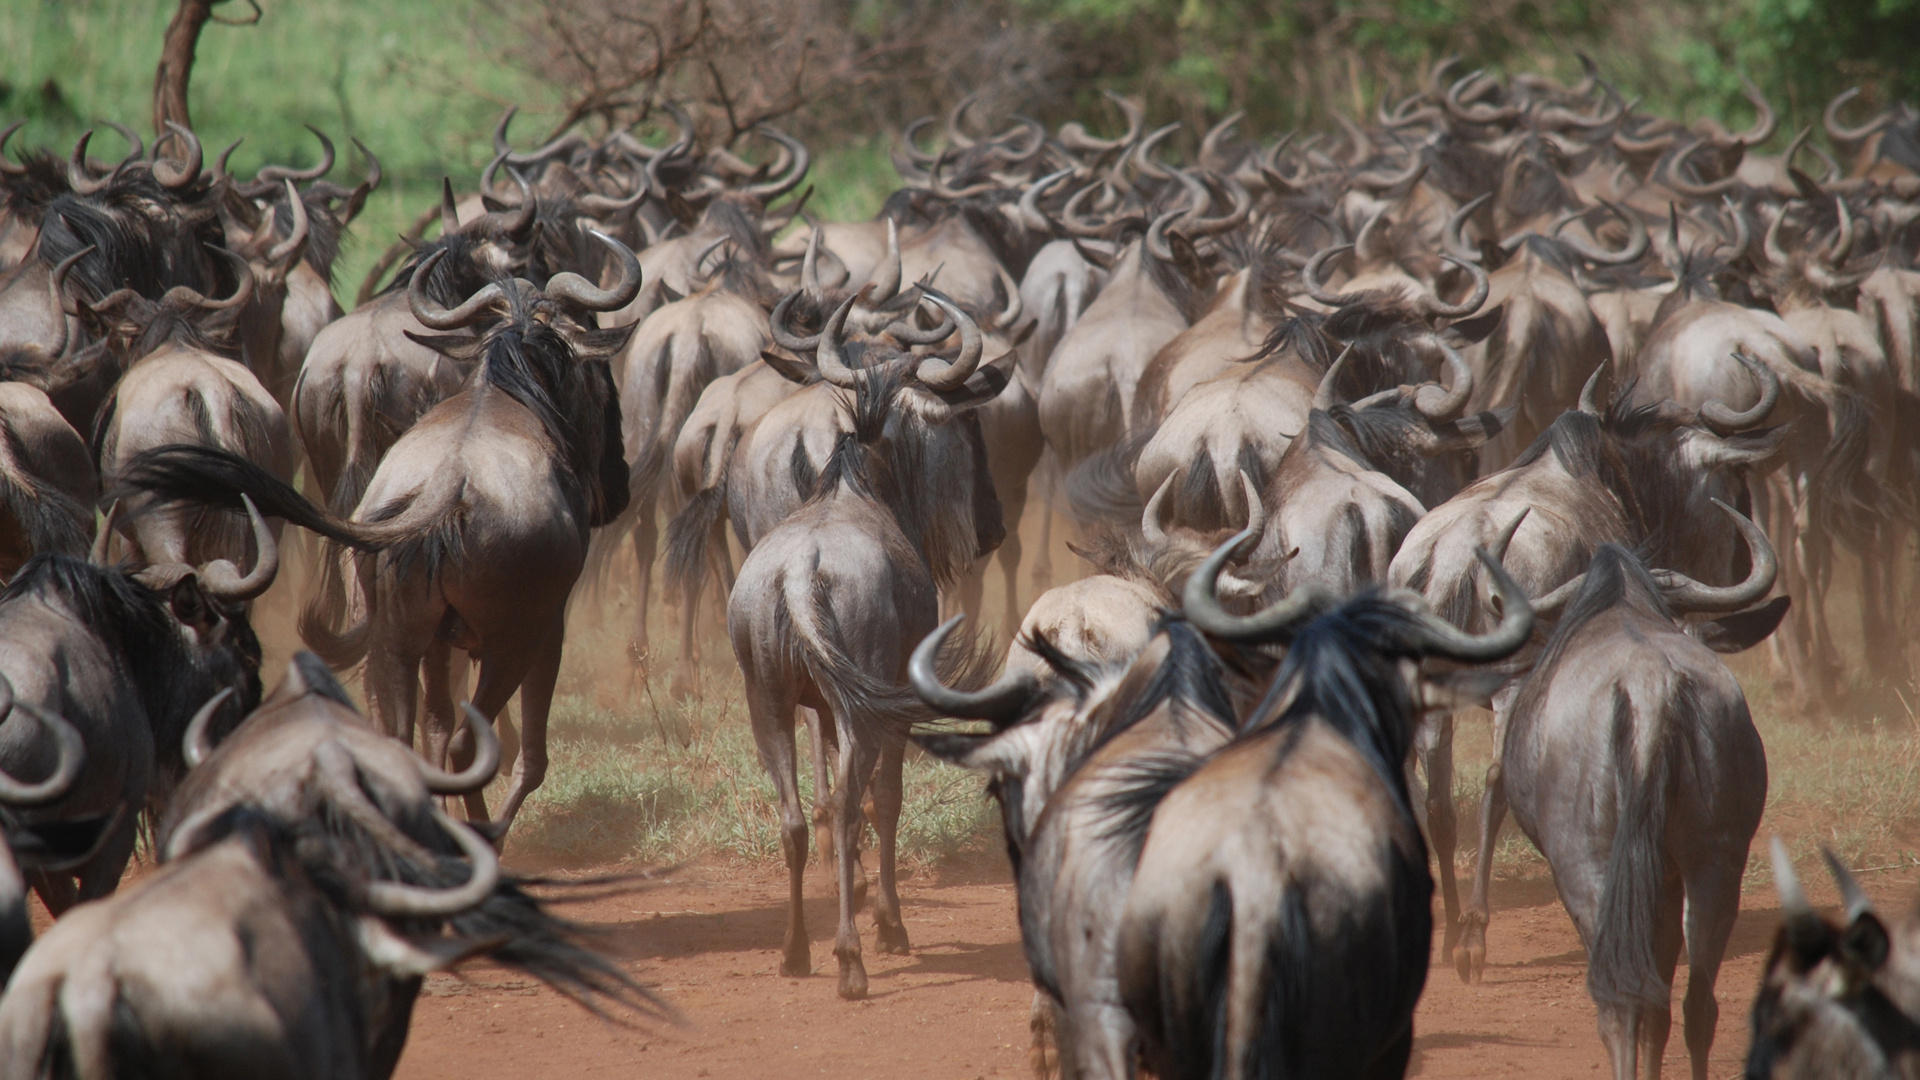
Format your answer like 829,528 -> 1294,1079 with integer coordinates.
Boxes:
0,49 -> 1917,1078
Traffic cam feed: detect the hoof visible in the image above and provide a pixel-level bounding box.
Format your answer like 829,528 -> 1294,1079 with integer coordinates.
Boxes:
782,945 -> 811,977
837,955 -> 868,1000
1452,940 -> 1485,985
876,920 -> 910,955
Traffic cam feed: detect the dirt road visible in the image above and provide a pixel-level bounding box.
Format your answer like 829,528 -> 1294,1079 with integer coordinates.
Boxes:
393,854 -> 1868,1080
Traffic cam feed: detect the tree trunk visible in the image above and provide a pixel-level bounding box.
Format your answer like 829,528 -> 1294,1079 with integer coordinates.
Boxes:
153,0 -> 218,134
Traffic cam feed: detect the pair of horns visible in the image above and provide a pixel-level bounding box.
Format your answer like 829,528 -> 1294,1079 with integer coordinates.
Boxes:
408,231 -> 642,331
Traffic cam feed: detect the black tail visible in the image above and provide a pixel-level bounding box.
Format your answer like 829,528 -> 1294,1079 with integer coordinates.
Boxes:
1810,382 -> 1877,545
111,445 -> 383,552
1066,426 -> 1152,526
1588,684 -> 1677,1009
663,483 -> 728,609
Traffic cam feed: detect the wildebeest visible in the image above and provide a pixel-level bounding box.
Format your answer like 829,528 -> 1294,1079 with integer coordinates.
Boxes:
0,530 -> 273,912
1391,364 -> 1783,939
728,294 -> 1006,999
912,613 -> 1241,1079
0,679 -> 93,984
1747,839 -> 1920,1079
1454,504 -> 1782,1080
0,652 -> 656,1079
1110,530 -> 1532,1080
108,233 -> 638,835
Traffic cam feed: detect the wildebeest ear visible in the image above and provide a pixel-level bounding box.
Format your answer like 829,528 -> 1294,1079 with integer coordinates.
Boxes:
1009,320 -> 1037,349
933,353 -> 1013,409
1434,405 -> 1517,449
1443,304 -> 1504,346
571,323 -> 639,357
1697,424 -> 1789,467
759,350 -> 816,384
658,281 -> 686,305
169,577 -> 216,631
1072,239 -> 1115,271
1418,668 -> 1511,712
911,731 -> 996,767
8,811 -> 120,872
402,329 -> 475,357
1696,596 -> 1790,654
1837,910 -> 1892,980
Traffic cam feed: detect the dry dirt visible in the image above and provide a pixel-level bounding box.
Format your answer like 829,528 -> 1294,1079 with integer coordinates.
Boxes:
390,852 -> 1906,1080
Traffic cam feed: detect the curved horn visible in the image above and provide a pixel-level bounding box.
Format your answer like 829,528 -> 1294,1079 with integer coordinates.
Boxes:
159,246 -> 254,312
181,687 -> 235,771
1700,350 -> 1781,435
1140,473 -> 1174,548
1406,546 -> 1535,661
1312,342 -> 1355,410
1578,362 -> 1607,415
1414,338 -> 1474,419
1771,835 -> 1814,917
575,182 -> 649,218
813,293 -> 862,389
0,120 -> 25,177
909,616 -> 1038,724
944,92 -> 982,150
1762,201 -> 1791,267
912,289 -> 984,391
768,290 -> 821,353
1734,77 -> 1777,147
1018,168 -> 1073,233
1826,195 -> 1855,265
1554,199 -> 1649,265
1301,243 -> 1365,307
801,228 -> 829,303
1238,470 -> 1265,537
1131,122 -> 1182,182
196,495 -> 279,602
1351,153 -> 1426,193
439,177 -> 462,236
151,122 -> 202,190
407,251 -> 510,331
90,501 -> 118,564
542,231 -> 642,312
1183,529 -> 1327,641
994,263 -> 1023,330
1182,173 -> 1251,236
1353,207 -> 1392,264
1417,254 -> 1489,319
1655,498 -> 1776,613
256,124 -> 335,183
265,180 -> 310,266
1058,91 -> 1145,153
363,808 -> 501,918
484,169 -> 537,242
416,704 -> 501,794
1144,206 -> 1182,263
1443,193 -> 1493,263
66,131 -> 112,196
1199,110 -> 1245,171
867,218 -> 903,304
43,245 -> 95,360
1664,140 -> 1742,198
0,696 -> 86,806
1445,69 -> 1522,124
744,126 -> 810,201
1821,846 -> 1875,921
1824,87 -> 1894,148
1720,194 -> 1751,261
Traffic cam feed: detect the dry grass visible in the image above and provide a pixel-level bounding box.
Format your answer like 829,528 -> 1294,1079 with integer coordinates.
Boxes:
495,579 -> 999,869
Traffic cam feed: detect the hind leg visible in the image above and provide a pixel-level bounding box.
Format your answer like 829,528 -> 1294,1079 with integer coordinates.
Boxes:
1680,857 -> 1743,1080
1419,713 -> 1462,952
1030,456 -> 1056,594
744,669 -> 809,975
871,738 -> 909,954
1454,757 -> 1506,984
831,709 -> 881,999
488,623 -> 561,835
